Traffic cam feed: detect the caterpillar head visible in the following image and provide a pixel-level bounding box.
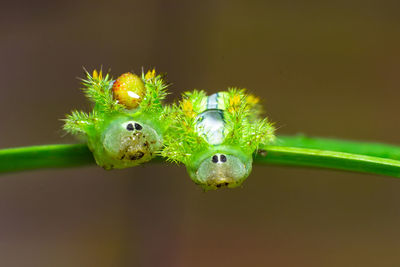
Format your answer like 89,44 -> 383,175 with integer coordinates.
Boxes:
187,148 -> 253,190
95,117 -> 162,169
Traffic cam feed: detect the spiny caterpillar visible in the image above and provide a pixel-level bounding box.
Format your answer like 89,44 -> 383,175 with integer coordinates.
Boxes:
162,89 -> 275,190
63,69 -> 168,169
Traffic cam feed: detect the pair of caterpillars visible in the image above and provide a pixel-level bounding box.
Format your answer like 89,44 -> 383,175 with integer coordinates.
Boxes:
64,69 -> 275,190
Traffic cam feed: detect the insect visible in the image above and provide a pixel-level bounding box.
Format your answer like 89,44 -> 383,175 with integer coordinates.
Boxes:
162,89 -> 276,190
63,68 -> 168,169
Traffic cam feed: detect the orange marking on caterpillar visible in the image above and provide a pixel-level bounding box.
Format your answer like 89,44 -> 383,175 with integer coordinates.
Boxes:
112,72 -> 145,109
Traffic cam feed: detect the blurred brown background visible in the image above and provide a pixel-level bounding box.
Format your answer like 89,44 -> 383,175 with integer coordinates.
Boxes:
1,0 -> 400,266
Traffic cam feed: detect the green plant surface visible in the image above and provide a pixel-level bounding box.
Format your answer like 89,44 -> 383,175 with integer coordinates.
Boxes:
0,144 -> 94,174
277,135 -> 400,160
257,146 -> 400,178
1,135 -> 400,177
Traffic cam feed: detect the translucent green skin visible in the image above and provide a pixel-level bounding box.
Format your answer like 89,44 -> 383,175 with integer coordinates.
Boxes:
187,146 -> 253,191
86,112 -> 163,170
163,89 -> 275,190
64,70 -> 168,170
186,93 -> 255,190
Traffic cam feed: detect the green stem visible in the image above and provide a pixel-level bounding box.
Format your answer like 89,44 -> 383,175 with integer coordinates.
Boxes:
257,146 -> 400,178
1,135 -> 400,178
256,135 -> 400,177
0,144 -> 94,174
276,135 -> 400,160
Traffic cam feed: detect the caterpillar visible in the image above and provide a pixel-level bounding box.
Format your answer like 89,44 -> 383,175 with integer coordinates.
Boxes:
162,89 -> 276,190
63,69 -> 168,170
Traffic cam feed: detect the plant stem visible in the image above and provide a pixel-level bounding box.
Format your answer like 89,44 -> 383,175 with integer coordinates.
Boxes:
1,135 -> 400,178
257,146 -> 400,178
0,144 -> 94,174
276,135 -> 400,160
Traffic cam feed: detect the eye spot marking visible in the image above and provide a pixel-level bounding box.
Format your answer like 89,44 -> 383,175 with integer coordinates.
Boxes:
126,123 -> 134,131
134,123 -> 142,130
220,154 -> 227,163
212,155 -> 218,163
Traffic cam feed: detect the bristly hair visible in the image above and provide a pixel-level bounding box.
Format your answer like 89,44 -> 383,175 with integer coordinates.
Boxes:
161,90 -> 209,164
140,69 -> 169,113
65,68 -> 169,136
161,88 -> 276,164
79,68 -> 169,115
222,88 -> 275,154
80,69 -> 125,114
63,110 -> 98,135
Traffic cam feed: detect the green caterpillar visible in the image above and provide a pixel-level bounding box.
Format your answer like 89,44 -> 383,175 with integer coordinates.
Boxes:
63,69 -> 168,169
162,89 -> 276,190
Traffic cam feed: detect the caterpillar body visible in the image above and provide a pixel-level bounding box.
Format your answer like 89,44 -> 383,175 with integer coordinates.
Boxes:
162,89 -> 275,190
64,69 -> 168,169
